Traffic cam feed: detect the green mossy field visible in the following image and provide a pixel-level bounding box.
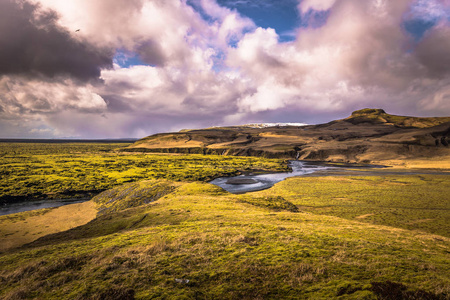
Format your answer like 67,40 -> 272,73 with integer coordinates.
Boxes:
0,143 -> 449,299
0,143 -> 287,203
255,175 -> 450,237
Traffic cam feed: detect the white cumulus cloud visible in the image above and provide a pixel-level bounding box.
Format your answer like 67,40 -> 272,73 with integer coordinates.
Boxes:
0,0 -> 449,138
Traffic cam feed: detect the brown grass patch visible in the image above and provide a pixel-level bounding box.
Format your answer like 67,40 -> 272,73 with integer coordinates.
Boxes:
355,214 -> 375,219
378,157 -> 450,170
0,201 -> 97,251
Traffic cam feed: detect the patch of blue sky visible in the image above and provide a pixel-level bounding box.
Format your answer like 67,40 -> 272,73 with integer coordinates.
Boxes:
186,0 -> 217,25
403,0 -> 450,41
403,19 -> 436,41
113,49 -> 149,68
211,50 -> 227,73
186,0 -> 254,46
216,0 -> 301,42
299,9 -> 330,29
188,0 -> 333,43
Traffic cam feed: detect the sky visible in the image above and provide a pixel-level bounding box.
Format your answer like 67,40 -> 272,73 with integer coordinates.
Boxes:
0,0 -> 449,138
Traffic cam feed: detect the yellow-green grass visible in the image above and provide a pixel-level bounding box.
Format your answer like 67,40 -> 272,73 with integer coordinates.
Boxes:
0,178 -> 449,299
253,175 -> 450,237
0,143 -> 287,203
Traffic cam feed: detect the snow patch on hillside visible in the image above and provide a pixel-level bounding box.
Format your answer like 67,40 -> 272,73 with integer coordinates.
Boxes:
242,123 -> 308,128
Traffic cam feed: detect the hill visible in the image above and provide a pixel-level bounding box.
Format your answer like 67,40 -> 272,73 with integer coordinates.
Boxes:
0,111 -> 449,299
1,176 -> 449,299
126,109 -> 450,167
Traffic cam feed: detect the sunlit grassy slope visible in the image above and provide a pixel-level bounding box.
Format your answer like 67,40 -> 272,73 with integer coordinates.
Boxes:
0,201 -> 97,251
1,175 -> 449,299
254,175 -> 450,237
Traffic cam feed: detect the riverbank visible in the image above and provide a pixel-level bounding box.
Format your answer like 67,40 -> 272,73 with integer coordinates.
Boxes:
0,198 -> 90,216
0,200 -> 97,252
1,174 -> 448,299
2,160 -> 449,252
210,160 -> 450,194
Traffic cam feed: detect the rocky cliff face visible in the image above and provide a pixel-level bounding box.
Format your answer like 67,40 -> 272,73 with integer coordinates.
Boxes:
127,109 -> 450,164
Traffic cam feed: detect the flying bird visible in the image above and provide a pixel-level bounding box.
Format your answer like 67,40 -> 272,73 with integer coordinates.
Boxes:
75,29 -> 80,32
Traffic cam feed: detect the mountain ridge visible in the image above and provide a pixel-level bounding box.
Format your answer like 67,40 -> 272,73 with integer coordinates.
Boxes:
127,109 -> 450,166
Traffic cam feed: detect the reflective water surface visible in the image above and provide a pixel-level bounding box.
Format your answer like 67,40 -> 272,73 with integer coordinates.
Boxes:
5,160 -> 437,215
210,160 -> 336,194
0,198 -> 89,216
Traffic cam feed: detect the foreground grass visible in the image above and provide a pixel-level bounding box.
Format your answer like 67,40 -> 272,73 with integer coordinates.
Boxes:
0,177 -> 449,299
0,143 -> 287,203
254,175 -> 450,237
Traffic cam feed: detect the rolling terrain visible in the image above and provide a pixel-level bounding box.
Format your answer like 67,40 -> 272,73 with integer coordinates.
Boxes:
1,111 -> 449,299
127,109 -> 450,167
1,176 -> 449,299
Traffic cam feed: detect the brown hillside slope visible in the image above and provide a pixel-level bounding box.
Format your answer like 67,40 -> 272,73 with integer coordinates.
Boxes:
127,109 -> 450,167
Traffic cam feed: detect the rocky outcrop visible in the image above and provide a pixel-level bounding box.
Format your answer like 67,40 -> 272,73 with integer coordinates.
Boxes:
126,109 -> 450,164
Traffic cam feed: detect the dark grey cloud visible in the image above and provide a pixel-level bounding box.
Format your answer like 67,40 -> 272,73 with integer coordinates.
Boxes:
181,93 -> 239,115
415,25 -> 450,78
136,41 -> 167,66
102,95 -> 134,113
0,0 -> 113,81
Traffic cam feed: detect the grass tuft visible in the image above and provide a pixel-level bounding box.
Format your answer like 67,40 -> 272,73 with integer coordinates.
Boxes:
237,195 -> 299,212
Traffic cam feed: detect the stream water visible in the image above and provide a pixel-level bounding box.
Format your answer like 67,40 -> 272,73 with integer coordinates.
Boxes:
0,161 -> 337,216
210,160 -> 338,194
0,198 -> 89,216
210,160 -> 449,194
2,160 -> 446,216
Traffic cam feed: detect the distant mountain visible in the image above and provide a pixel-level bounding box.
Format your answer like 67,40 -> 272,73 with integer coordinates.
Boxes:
0,138 -> 138,143
344,108 -> 450,128
126,109 -> 450,166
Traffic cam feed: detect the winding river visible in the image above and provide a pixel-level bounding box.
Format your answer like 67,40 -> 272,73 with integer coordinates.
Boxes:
210,160 -> 449,194
2,160 -> 446,216
0,161 -> 337,216
210,160 -> 339,194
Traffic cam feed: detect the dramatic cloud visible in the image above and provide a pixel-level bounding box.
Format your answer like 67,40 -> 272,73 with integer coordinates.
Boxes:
0,0 -> 113,81
0,0 -> 449,138
415,24 -> 450,78
226,0 -> 450,120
